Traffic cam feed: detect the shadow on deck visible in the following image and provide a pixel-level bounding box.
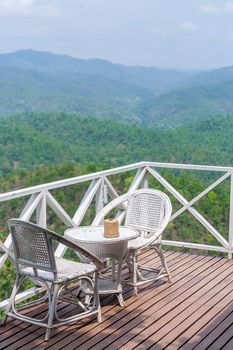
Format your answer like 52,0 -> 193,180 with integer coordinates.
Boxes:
1,250 -> 233,350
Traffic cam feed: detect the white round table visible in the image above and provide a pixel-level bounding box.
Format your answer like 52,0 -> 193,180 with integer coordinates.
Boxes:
65,226 -> 139,306
65,226 -> 139,261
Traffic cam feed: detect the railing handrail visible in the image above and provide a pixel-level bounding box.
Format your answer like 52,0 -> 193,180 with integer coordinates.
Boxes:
0,161 -> 147,203
1,161 -> 233,203
146,162 -> 233,172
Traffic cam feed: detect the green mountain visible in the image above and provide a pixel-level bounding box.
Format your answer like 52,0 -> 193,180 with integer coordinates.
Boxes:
1,50 -> 233,127
0,65 -> 154,123
0,50 -> 194,93
0,50 -> 195,121
138,79 -> 233,127
178,66 -> 233,88
0,112 -> 233,178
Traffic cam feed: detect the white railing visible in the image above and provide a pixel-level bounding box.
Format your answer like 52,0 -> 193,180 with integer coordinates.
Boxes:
0,161 -> 233,309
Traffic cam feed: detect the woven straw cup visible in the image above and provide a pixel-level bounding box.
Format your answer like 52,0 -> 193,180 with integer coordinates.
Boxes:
104,219 -> 119,238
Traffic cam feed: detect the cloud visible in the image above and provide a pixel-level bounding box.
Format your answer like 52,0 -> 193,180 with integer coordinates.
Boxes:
180,20 -> 198,32
199,2 -> 233,14
150,27 -> 167,38
199,4 -> 219,14
0,0 -> 59,17
225,1 -> 233,12
0,0 -> 34,8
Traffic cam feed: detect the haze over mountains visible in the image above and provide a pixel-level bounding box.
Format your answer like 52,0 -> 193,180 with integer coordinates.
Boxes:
1,50 -> 233,127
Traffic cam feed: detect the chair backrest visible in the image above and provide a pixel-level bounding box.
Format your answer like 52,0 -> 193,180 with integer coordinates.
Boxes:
125,189 -> 171,233
8,219 -> 56,273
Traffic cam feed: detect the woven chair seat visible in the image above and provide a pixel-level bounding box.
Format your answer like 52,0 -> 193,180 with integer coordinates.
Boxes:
128,236 -> 159,250
21,257 -> 97,283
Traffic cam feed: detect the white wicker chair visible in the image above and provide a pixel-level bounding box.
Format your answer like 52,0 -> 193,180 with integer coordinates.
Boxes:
92,189 -> 172,295
1,219 -> 104,341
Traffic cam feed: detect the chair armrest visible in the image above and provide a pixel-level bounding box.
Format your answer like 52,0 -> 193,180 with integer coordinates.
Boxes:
92,193 -> 130,226
49,231 -> 104,270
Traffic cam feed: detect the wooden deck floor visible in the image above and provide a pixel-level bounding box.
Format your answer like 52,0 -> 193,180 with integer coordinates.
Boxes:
1,250 -> 233,350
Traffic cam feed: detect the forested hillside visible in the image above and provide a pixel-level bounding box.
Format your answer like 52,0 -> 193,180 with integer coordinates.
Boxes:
139,80 -> 233,127
1,112 -> 233,178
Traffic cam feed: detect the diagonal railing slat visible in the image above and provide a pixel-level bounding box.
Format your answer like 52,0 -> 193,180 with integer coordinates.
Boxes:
170,172 -> 231,221
104,177 -> 127,211
72,178 -> 102,225
46,191 -> 76,227
95,179 -> 105,215
128,167 -> 147,192
147,166 -> 229,249
0,193 -> 44,267
55,178 -> 102,257
116,168 -> 147,224
36,193 -> 47,228
20,193 -> 44,221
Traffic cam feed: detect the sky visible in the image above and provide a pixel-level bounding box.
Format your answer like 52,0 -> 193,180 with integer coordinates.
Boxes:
0,0 -> 233,69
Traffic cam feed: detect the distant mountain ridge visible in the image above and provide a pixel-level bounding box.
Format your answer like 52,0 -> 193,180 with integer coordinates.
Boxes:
1,50 -> 233,126
0,50 -> 194,93
139,79 -> 233,127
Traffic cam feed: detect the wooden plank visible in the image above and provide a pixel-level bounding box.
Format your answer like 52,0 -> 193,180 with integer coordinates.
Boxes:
221,333 -> 233,350
14,251 -> 190,350
0,251 -> 177,348
0,248 -> 165,335
0,303 -> 71,349
207,323 -> 233,350
3,253 -> 233,350
89,257 -> 228,350
180,304 -> 233,350
43,255 -> 216,350
14,252 -> 180,349
144,262 -> 233,349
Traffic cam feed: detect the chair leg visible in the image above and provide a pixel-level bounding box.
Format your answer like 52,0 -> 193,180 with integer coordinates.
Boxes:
132,255 -> 138,296
1,276 -> 20,326
45,283 -> 59,341
115,262 -> 126,307
116,293 -> 126,307
156,244 -> 172,283
93,272 -> 102,323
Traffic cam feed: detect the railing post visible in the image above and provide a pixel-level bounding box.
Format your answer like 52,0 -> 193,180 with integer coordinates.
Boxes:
228,173 -> 233,259
141,172 -> 148,188
36,192 -> 47,228
103,184 -> 108,204
95,178 -> 104,215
